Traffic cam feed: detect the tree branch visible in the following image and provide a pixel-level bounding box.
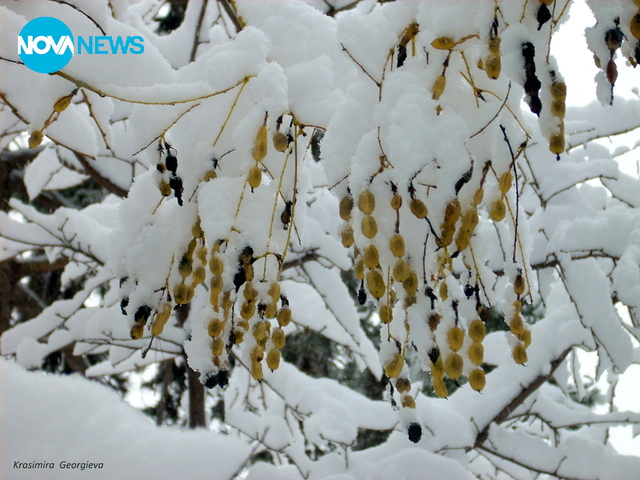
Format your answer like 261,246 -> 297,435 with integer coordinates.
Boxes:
74,152 -> 128,198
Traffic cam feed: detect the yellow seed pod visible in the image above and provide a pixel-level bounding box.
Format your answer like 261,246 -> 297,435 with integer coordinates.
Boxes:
212,337 -> 224,356
358,190 -> 376,214
234,330 -> 245,344
130,323 -> 144,339
251,346 -> 264,364
210,275 -> 223,295
277,307 -> 292,327
512,343 -> 528,365
192,266 -> 206,285
485,53 -> 501,80
244,263 -> 254,282
630,13 -> 640,40
265,301 -> 278,319
250,361 -> 264,381
340,224 -> 355,248
519,329 -> 532,348
390,194 -> 403,210
509,313 -> 525,336
499,171 -> 513,195
549,130 -> 565,155
208,318 -> 224,337
209,289 -> 219,308
409,199 -> 428,219
53,95 -> 72,112
404,294 -> 417,308
159,180 -> 172,197
204,170 -> 217,182
402,271 -> 418,296
179,257 -> 193,278
272,328 -> 286,349
192,221 -> 203,239
444,352 -> 463,380
431,75 -> 446,100
468,342 -> 484,366
252,125 -> 268,162
455,228 -> 470,251
428,313 -> 441,332
339,195 -> 354,221
551,99 -> 566,119
237,319 -> 250,331
355,258 -> 365,280
447,327 -> 464,352
513,299 -> 522,314
253,321 -> 269,342
401,395 -> 416,409
439,282 -> 448,301
196,246 -> 208,264
488,34 -> 501,54
209,255 -> 223,275
151,304 -> 172,336
443,200 -> 461,226
240,300 -> 256,320
173,282 -> 189,305
468,319 -> 486,342
489,199 -> 506,222
187,239 -> 197,255
379,304 -> 393,324
389,234 -> 406,258
248,165 -> 262,189
472,188 -> 484,206
384,353 -> 404,378
433,377 -> 448,398
268,283 -> 281,302
273,131 -> 289,152
514,274 -> 525,295
436,225 -> 454,248
184,285 -> 195,303
28,130 -> 43,149
431,36 -> 456,50
430,357 -> 444,378
393,259 -> 410,282
364,244 -> 380,269
366,270 -> 385,299
468,368 -> 486,392
266,348 -> 281,371
551,81 -> 567,101
362,215 -> 378,239
396,377 -> 411,393
462,210 -> 479,233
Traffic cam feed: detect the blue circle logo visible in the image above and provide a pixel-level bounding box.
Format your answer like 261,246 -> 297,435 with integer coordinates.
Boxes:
18,17 -> 74,74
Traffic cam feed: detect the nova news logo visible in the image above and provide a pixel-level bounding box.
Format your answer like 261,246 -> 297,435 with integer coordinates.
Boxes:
18,17 -> 144,74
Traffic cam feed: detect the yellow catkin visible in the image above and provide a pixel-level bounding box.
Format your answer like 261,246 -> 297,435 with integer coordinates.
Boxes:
192,266 -> 206,285
265,302 -> 278,319
485,53 -> 501,80
341,224 -> 355,248
499,171 -> 513,195
489,199 -> 506,222
514,274 -> 525,295
252,125 -> 268,162
519,329 -> 532,348
551,81 -> 567,101
443,200 -> 461,226
208,318 -> 224,337
431,36 -> 456,50
630,13 -> 640,40
54,95 -> 72,112
468,368 -> 486,391
403,271 -> 418,295
253,321 -> 269,342
251,345 -> 264,363
462,209 -> 479,233
549,130 -> 565,155
390,194 -> 403,210
509,314 -> 525,336
393,259 -> 410,282
455,228 -> 470,251
447,327 -> 464,352
212,337 -> 224,356
472,188 -> 484,206
432,376 -> 448,398
209,255 -> 223,275
551,99 -> 566,119
268,283 -> 281,302
240,300 -> 256,320
384,353 -> 404,378
444,352 -> 463,380
159,181 -> 172,197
